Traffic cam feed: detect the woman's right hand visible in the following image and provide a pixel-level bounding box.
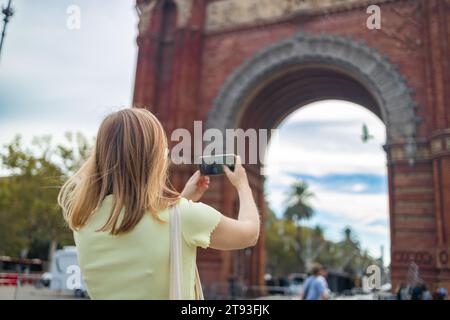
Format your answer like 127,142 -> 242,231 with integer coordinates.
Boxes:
210,155 -> 260,250
223,155 -> 249,189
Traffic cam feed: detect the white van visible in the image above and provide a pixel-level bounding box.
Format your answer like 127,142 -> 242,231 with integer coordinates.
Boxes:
42,246 -> 87,298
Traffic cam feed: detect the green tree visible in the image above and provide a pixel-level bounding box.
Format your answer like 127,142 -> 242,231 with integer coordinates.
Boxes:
0,133 -> 92,262
265,213 -> 380,283
283,181 -> 315,271
265,208 -> 300,277
335,226 -> 361,274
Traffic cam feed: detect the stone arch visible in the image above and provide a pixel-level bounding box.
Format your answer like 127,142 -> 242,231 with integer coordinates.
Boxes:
206,32 -> 419,148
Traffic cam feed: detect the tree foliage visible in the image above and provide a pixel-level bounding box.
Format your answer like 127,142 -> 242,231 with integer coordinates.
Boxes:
283,181 -> 315,271
266,180 -> 380,280
0,133 -> 92,260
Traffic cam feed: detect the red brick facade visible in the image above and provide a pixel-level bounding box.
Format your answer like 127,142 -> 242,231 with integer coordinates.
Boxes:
133,0 -> 450,294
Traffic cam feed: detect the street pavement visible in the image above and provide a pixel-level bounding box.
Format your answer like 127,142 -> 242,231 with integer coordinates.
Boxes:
0,286 -> 84,300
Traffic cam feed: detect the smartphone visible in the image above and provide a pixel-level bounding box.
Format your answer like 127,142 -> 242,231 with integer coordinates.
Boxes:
198,154 -> 236,176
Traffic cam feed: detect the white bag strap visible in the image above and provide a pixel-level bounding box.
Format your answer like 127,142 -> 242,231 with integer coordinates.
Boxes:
169,204 -> 182,300
169,204 -> 205,300
194,264 -> 204,300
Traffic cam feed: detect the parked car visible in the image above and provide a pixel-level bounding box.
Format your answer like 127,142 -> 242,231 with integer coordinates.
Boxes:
288,273 -> 307,296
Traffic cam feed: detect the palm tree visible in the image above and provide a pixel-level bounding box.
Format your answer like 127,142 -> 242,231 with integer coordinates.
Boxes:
338,226 -> 361,274
283,181 -> 315,271
343,226 -> 355,243
312,225 -> 325,240
306,224 -> 327,270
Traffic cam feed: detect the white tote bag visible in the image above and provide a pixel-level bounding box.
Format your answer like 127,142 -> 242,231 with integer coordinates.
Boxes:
169,204 -> 204,300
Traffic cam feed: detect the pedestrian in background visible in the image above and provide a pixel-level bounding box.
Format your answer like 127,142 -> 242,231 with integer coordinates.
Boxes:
432,286 -> 447,300
421,284 -> 432,300
396,283 -> 410,300
411,282 -> 424,300
300,263 -> 329,300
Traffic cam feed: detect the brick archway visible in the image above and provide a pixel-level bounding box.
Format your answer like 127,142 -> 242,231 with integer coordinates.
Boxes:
207,32 -> 418,146
206,31 -> 421,291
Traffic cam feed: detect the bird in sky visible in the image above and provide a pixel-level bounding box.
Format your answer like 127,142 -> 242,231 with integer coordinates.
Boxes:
361,123 -> 374,143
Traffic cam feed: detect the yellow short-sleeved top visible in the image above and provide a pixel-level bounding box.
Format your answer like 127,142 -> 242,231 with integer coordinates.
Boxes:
74,196 -> 221,300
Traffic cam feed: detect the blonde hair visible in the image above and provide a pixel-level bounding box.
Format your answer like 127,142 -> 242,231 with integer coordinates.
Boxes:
58,108 -> 179,235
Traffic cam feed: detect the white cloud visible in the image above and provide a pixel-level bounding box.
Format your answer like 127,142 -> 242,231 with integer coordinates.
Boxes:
265,142 -> 387,176
0,0 -> 137,147
266,175 -> 388,226
286,100 -> 385,126
309,187 -> 388,224
350,183 -> 367,192
0,0 -> 137,174
263,100 -> 387,177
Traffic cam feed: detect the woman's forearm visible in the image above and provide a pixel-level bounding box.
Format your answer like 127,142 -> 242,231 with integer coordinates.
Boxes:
236,183 -> 260,239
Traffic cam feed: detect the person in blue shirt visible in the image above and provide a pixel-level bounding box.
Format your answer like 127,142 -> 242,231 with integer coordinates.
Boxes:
301,263 -> 330,300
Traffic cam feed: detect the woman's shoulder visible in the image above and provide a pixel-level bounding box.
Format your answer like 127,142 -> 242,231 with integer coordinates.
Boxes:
176,197 -> 222,248
176,197 -> 203,212
177,197 -> 220,217
177,197 -> 192,208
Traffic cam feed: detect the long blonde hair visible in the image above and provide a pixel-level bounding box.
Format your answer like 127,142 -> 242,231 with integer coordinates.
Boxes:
58,108 -> 179,235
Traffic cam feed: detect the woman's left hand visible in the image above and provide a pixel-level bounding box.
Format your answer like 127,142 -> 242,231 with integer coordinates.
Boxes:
180,170 -> 210,202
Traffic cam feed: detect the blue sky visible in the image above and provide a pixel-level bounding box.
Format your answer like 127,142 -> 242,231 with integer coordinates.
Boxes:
0,1 -> 389,264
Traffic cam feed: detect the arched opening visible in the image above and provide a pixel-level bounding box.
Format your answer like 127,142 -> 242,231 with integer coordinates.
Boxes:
264,100 -> 389,294
226,63 -> 392,292
222,62 -> 393,295
238,65 -> 381,131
